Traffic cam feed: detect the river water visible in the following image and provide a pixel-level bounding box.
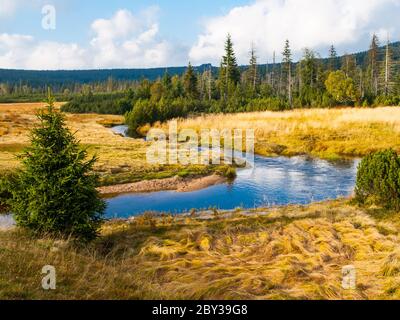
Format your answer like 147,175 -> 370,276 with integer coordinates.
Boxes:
106,126 -> 359,218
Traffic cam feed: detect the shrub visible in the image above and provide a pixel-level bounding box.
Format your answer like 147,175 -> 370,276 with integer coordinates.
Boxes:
6,95 -> 106,240
223,167 -> 237,180
325,71 -> 358,105
125,99 -> 158,136
245,98 -> 288,112
355,149 -> 400,210
61,92 -> 128,115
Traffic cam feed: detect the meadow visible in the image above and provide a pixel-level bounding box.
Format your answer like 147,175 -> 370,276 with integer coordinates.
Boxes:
0,102 -> 223,186
2,103 -> 400,300
2,199 -> 400,300
166,107 -> 400,159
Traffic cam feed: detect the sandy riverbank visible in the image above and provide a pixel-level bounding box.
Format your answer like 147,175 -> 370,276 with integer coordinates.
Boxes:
98,174 -> 227,195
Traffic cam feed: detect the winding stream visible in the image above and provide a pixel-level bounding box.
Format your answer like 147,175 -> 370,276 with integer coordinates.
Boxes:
106,126 -> 359,218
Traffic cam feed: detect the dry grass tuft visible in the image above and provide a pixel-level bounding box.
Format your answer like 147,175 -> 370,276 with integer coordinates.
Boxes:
1,199 -> 400,300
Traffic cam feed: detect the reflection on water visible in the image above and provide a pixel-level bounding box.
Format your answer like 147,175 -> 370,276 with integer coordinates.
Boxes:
106,154 -> 359,218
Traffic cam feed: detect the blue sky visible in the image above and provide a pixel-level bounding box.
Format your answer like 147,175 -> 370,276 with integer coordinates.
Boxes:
0,0 -> 249,45
1,0 -> 400,69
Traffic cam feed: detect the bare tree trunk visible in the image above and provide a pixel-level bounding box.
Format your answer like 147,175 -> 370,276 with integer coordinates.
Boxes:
253,64 -> 257,91
359,68 -> 364,99
208,67 -> 212,101
385,37 -> 390,96
272,52 -> 276,90
288,63 -> 292,108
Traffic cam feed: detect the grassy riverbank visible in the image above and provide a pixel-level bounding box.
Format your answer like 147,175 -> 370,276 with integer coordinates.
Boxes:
2,104 -> 400,300
0,103 -> 228,186
166,107 -> 400,160
1,199 -> 400,300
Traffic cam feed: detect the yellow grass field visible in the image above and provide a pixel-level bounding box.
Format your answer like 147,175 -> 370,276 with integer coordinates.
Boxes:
2,199 -> 400,300
167,107 -> 400,159
0,103 -> 220,185
2,104 -> 400,300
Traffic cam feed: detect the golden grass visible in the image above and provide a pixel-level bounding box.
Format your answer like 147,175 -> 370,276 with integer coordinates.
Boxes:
1,199 -> 400,300
0,103 -> 217,184
167,107 -> 400,159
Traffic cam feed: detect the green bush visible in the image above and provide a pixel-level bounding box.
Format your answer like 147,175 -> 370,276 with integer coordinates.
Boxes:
355,149 -> 400,210
245,98 -> 289,112
61,92 -> 128,115
6,96 -> 106,240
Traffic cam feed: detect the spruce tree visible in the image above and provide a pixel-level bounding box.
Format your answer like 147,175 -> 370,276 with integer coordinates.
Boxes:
7,93 -> 106,241
382,36 -> 394,96
329,45 -> 337,71
219,34 -> 240,100
282,39 -> 293,107
162,70 -> 172,97
368,34 -> 380,96
183,62 -> 199,99
249,44 -> 258,92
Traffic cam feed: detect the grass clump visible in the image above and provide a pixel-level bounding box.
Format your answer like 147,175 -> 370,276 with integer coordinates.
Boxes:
2,199 -> 400,300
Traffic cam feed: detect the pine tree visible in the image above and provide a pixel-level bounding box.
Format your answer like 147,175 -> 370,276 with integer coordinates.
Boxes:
382,35 -> 395,96
183,62 -> 199,99
249,44 -> 258,91
206,66 -> 214,101
6,92 -> 105,241
282,39 -> 293,107
341,53 -> 357,80
271,51 -> 277,91
162,70 -> 172,97
300,48 -> 318,88
329,45 -> 338,71
219,34 -> 241,100
368,34 -> 380,96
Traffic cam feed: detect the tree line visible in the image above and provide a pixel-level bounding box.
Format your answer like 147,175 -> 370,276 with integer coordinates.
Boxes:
57,33 -> 400,134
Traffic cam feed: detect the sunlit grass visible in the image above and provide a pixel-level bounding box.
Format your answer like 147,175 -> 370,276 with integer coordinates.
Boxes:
167,107 -> 400,159
0,103 -> 220,184
1,199 -> 400,300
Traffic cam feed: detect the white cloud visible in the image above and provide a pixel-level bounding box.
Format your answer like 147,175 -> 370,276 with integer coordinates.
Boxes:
189,0 -> 400,65
0,34 -> 34,68
2,1 -> 400,69
0,7 -> 181,70
0,0 -> 46,17
89,8 -> 178,68
26,42 -> 88,70
0,33 -> 87,70
0,0 -> 21,17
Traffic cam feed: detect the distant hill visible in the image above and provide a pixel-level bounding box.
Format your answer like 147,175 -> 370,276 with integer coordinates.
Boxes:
0,64 -> 217,88
1,42 -> 399,88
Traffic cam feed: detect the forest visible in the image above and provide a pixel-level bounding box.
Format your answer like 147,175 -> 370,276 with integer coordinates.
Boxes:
2,35 -> 400,135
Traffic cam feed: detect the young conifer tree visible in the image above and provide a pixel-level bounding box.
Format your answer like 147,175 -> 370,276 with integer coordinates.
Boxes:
7,92 -> 106,241
183,62 -> 199,99
219,34 -> 241,100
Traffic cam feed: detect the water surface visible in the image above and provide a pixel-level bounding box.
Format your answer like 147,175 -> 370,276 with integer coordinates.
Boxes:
106,151 -> 359,218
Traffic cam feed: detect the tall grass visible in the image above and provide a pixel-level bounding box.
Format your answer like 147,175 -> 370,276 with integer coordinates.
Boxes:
1,199 -> 400,300
168,107 -> 400,159
0,103 -> 220,184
